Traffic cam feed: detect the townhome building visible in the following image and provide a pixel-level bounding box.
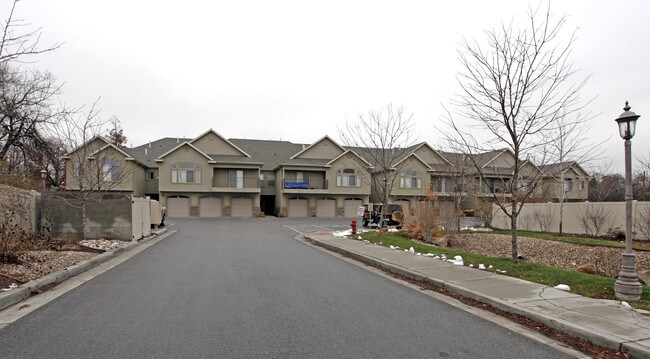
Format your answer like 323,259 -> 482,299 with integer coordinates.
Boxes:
63,129 -> 588,218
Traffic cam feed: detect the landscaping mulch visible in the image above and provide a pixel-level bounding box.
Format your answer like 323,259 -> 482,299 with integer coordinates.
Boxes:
450,233 -> 650,277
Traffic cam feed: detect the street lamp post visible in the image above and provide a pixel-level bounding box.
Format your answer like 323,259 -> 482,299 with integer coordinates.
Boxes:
40,170 -> 48,190
614,101 -> 642,301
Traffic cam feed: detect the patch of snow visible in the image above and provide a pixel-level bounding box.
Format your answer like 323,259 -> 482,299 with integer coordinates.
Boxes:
1,283 -> 18,292
332,230 -> 352,237
460,227 -> 492,232
469,264 -> 474,268
488,265 -> 494,269
424,253 -> 435,257
387,228 -> 399,232
408,247 -> 415,254
389,245 -> 396,250
416,253 -> 422,256
358,236 -> 362,240
478,264 -> 486,270
621,301 -> 632,309
554,284 -> 571,292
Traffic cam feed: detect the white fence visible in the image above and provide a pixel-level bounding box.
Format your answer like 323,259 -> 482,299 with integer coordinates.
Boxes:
131,197 -> 152,240
492,201 -> 650,240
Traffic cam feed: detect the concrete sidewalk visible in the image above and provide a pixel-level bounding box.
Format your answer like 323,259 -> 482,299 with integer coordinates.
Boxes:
306,233 -> 650,359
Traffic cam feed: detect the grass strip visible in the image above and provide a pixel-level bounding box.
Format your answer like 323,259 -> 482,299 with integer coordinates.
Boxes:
360,231 -> 650,311
487,230 -> 650,251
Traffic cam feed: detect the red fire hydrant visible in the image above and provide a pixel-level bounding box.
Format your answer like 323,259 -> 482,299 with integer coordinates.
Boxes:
351,218 -> 357,235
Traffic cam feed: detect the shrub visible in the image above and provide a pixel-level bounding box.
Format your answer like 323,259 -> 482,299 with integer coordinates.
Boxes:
402,189 -> 441,243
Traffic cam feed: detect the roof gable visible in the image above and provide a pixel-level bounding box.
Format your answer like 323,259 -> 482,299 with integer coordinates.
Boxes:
291,136 -> 345,160
156,142 -> 215,162
327,149 -> 373,168
412,143 -> 450,165
190,129 -> 250,157
393,152 -> 432,171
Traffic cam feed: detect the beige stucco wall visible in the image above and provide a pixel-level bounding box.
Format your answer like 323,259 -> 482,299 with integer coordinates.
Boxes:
65,146 -> 136,193
391,158 -> 430,197
157,147 -> 212,193
326,153 -> 372,196
192,133 -> 245,156
492,201 -> 650,240
295,138 -> 344,159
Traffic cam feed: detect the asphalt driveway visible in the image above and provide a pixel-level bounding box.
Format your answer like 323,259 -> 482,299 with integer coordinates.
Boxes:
0,217 -> 572,358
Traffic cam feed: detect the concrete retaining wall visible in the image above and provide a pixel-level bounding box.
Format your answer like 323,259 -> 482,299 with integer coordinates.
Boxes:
41,193 -> 133,241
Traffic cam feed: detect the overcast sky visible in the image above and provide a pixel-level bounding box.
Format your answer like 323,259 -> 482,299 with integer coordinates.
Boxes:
6,0 -> 650,173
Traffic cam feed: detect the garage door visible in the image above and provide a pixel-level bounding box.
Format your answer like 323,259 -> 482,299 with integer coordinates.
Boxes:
288,199 -> 308,217
316,199 -> 336,217
344,199 -> 363,217
167,197 -> 189,218
199,196 -> 222,217
232,197 -> 254,217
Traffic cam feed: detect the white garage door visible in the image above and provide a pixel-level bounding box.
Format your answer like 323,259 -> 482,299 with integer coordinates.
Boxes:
288,199 -> 308,217
344,199 -> 363,218
167,197 -> 189,218
200,196 -> 222,217
232,197 -> 254,217
316,199 -> 336,217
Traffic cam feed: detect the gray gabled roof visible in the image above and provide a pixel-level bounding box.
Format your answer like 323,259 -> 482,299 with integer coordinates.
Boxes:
126,137 -> 192,168
229,139 -> 306,171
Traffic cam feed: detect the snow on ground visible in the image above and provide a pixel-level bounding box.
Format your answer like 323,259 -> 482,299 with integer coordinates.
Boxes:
554,284 -> 571,291
79,239 -> 131,251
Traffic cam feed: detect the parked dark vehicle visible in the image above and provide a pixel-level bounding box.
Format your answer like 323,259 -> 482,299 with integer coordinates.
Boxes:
362,204 -> 403,228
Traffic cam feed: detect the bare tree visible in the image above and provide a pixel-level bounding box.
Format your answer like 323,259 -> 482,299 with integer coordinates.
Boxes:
1,0 -> 65,181
634,153 -> 650,201
52,102 -> 132,239
339,104 -> 417,227
439,4 -> 589,261
0,0 -> 62,64
576,203 -> 611,237
435,151 -> 475,237
544,113 -> 604,233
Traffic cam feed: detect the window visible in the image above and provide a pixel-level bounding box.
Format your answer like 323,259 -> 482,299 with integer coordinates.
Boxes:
400,171 -> 421,189
267,173 -> 276,187
564,179 -> 574,192
103,160 -> 120,182
337,168 -> 360,187
579,181 -> 585,191
259,174 -> 264,188
171,162 -> 201,184
437,177 -> 446,192
146,170 -> 156,181
484,178 -> 495,193
296,171 -> 310,183
230,170 -> 244,188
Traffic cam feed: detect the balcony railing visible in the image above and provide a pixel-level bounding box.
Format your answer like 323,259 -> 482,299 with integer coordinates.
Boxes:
283,179 -> 328,190
212,176 -> 260,189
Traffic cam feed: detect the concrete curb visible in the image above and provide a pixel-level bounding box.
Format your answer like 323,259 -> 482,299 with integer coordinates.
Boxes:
306,235 -> 650,359
0,228 -> 171,312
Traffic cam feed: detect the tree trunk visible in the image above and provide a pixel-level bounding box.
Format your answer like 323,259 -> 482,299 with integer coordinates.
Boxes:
510,199 -> 519,262
81,200 -> 87,240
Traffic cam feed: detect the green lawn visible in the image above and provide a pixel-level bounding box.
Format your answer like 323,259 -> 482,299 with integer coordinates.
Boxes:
360,231 -> 650,311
